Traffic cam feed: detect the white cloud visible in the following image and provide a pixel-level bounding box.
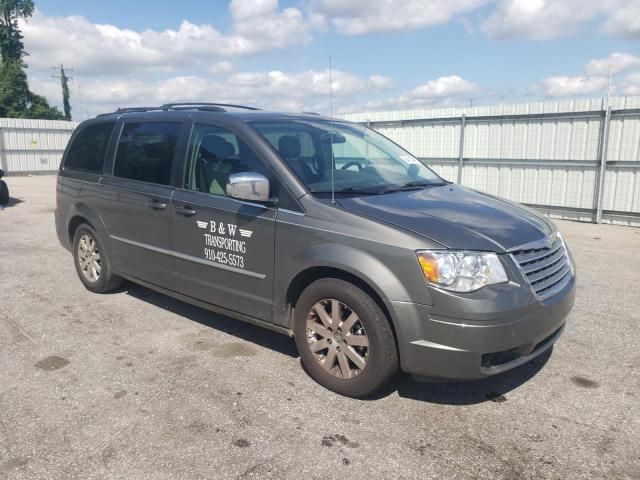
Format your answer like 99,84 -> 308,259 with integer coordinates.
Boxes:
529,76 -> 609,97
530,50 -> 640,98
619,73 -> 640,96
209,61 -> 234,75
360,75 -> 479,111
28,68 -> 392,118
601,1 -> 640,39
482,0 -> 608,39
307,0 -> 638,40
480,0 -> 640,40
584,53 -> 640,76
307,0 -> 486,35
20,1 -> 310,75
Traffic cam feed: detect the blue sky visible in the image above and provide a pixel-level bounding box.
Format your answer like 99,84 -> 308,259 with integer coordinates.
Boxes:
23,0 -> 640,119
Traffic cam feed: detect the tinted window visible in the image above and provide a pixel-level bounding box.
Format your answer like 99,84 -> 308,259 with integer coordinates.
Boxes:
184,124 -> 267,196
114,122 -> 180,185
64,122 -> 115,173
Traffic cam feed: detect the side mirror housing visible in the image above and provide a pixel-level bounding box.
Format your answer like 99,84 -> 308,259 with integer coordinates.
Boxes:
226,172 -> 275,204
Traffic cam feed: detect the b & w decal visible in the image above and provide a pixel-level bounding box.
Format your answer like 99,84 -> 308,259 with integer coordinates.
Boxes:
195,218 -> 252,270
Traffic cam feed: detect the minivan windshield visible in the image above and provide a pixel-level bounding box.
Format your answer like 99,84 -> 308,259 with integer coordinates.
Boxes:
250,119 -> 446,195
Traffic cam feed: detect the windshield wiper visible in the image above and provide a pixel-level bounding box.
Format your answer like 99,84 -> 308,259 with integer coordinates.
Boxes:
378,181 -> 446,194
311,186 -> 380,195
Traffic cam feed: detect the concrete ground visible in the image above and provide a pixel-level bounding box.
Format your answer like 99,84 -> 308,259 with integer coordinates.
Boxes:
1,175 -> 639,480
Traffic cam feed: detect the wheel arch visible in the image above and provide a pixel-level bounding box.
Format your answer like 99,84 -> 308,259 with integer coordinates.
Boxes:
66,203 -> 105,245
285,265 -> 400,350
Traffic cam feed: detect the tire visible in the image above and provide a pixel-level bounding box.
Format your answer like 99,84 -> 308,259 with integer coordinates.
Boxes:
0,180 -> 8,205
72,224 -> 122,293
293,278 -> 398,398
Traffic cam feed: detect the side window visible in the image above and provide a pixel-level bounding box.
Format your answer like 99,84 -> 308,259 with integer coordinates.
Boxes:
185,124 -> 267,196
64,121 -> 115,173
113,122 -> 180,186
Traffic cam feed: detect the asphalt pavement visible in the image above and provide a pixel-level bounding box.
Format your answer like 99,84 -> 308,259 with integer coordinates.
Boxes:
1,175 -> 639,479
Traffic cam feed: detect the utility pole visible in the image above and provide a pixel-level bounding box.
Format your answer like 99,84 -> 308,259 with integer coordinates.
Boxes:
77,84 -> 84,122
52,65 -> 73,121
605,64 -> 613,108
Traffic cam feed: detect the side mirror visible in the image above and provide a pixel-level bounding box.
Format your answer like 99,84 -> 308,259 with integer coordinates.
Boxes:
226,172 -> 275,204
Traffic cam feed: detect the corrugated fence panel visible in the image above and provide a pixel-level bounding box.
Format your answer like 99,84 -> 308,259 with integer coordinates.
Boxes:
344,96 -> 640,226
0,118 -> 77,174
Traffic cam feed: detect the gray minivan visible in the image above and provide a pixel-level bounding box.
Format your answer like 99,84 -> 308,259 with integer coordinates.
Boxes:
55,103 -> 576,397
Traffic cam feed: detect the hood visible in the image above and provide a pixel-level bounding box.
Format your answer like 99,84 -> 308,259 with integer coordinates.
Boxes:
337,184 -> 554,252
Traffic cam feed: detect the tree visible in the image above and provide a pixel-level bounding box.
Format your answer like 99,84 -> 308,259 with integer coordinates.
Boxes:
0,0 -> 64,120
0,0 -> 34,64
61,66 -> 71,120
52,65 -> 72,120
0,59 -> 63,119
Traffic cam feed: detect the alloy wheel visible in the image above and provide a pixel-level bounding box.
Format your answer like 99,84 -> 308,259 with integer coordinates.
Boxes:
77,233 -> 101,283
306,299 -> 369,379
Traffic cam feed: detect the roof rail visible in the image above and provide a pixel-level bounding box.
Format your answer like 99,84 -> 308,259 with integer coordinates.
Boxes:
96,102 -> 261,118
96,106 -> 159,117
160,102 -> 261,111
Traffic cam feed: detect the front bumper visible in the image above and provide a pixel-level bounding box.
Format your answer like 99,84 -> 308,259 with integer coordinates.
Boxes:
386,274 -> 575,380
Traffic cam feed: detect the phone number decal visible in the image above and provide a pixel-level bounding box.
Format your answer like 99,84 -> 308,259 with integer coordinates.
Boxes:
197,219 -> 252,270
204,248 -> 245,268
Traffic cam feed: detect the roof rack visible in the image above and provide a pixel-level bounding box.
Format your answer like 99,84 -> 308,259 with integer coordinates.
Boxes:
160,102 -> 261,111
96,102 -> 261,117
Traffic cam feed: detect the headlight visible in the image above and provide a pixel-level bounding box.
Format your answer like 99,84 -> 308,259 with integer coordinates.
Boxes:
416,250 -> 508,293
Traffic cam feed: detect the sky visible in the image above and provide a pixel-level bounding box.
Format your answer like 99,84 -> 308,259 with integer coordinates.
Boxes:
19,0 -> 640,120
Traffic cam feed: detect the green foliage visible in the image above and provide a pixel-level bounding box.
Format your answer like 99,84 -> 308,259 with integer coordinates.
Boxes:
0,60 -> 63,120
0,0 -> 65,120
60,66 -> 71,120
0,0 -> 35,64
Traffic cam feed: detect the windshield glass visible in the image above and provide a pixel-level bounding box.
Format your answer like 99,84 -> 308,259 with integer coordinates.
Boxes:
250,119 -> 446,195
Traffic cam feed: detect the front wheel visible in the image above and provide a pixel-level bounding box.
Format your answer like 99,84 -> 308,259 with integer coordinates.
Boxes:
293,278 -> 398,398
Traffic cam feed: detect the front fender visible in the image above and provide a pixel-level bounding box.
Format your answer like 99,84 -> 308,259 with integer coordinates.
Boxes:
291,242 -> 415,304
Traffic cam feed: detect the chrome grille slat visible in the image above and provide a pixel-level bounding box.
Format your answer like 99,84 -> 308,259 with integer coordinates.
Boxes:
516,243 -> 563,265
531,264 -> 570,291
527,256 -> 566,283
510,235 -> 572,301
521,247 -> 566,274
535,271 -> 572,299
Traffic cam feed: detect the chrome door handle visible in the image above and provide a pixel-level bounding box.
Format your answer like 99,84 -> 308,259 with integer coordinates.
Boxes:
147,199 -> 167,210
176,205 -> 197,217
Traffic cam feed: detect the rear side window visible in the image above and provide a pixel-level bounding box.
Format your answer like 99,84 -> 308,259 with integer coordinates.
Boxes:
113,122 -> 180,186
64,122 -> 115,173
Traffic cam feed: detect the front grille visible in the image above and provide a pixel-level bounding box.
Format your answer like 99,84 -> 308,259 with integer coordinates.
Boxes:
510,235 -> 572,300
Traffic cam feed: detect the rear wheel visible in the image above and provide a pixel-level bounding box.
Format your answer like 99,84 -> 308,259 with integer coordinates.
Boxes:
0,180 -> 8,205
72,224 -> 122,293
293,278 -> 398,398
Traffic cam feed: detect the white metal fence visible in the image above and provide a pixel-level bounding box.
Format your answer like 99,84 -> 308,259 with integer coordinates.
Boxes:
344,96 -> 640,226
2,97 -> 640,226
0,118 -> 77,175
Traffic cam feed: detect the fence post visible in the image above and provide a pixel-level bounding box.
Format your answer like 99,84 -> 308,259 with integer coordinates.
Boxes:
457,114 -> 466,184
0,128 -> 7,173
594,106 -> 611,224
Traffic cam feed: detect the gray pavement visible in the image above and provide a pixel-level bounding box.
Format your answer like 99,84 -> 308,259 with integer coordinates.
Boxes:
1,175 -> 639,480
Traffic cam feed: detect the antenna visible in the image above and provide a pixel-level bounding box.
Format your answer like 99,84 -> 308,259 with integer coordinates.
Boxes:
329,56 -> 336,205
